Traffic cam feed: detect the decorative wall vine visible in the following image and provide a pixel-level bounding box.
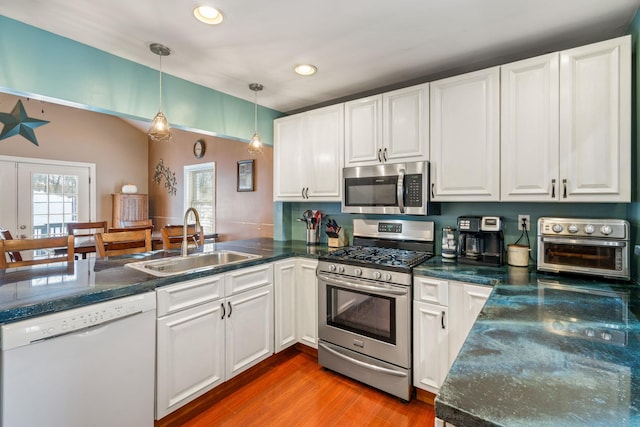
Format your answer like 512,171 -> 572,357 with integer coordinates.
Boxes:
153,159 -> 177,196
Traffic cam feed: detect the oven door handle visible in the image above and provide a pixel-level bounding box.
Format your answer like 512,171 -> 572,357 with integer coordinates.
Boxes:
317,273 -> 408,296
540,237 -> 626,247
318,342 -> 408,377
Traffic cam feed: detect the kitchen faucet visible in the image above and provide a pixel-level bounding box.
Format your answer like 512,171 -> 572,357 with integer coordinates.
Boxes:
182,207 -> 201,257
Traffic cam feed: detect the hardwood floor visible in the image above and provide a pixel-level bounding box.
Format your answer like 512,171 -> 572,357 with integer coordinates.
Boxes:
178,349 -> 435,426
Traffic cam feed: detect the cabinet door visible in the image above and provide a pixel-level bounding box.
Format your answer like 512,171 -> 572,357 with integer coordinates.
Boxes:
274,259 -> 297,352
296,258 -> 318,348
449,282 -> 492,365
501,53 -> 560,201
344,95 -> 383,166
430,67 -> 500,201
156,301 -> 225,419
225,285 -> 274,379
413,301 -> 448,394
112,193 -> 148,227
383,84 -> 429,163
306,104 -> 344,200
559,36 -> 631,202
273,114 -> 306,200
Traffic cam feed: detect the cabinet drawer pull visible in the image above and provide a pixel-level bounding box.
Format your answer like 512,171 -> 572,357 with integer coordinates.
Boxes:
382,147 -> 388,162
301,188 -> 305,198
221,303 -> 226,319
431,183 -> 435,199
228,301 -> 232,318
377,148 -> 382,162
562,178 -> 567,198
551,179 -> 556,198
441,311 -> 446,329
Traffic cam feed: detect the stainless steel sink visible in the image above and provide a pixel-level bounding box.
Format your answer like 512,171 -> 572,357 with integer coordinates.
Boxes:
125,250 -> 261,277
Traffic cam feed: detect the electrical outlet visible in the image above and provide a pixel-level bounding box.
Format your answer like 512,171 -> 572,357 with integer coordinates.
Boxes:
518,215 -> 530,231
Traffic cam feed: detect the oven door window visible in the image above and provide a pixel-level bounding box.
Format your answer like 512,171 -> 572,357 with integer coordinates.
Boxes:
543,242 -> 618,271
344,176 -> 398,207
326,285 -> 396,344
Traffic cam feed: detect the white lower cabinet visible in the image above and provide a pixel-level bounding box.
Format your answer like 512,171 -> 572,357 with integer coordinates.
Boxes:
413,277 -> 449,394
155,264 -> 274,419
274,258 -> 318,352
413,276 -> 491,395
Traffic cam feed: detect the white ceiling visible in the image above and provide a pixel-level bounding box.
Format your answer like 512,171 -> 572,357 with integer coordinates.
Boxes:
2,0 -> 639,113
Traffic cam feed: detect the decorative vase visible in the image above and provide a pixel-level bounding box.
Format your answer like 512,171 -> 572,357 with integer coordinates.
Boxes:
121,184 -> 138,194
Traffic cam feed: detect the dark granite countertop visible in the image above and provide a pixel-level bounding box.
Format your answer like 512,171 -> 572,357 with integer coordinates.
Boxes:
417,257 -> 640,426
0,238 -> 331,324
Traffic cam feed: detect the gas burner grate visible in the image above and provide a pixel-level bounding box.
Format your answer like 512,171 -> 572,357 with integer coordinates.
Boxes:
324,245 -> 431,269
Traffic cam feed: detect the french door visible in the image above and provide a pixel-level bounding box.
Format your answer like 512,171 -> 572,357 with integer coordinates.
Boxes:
0,156 -> 95,241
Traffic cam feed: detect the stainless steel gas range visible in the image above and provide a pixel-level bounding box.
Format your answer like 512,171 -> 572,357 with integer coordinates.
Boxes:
317,219 -> 435,401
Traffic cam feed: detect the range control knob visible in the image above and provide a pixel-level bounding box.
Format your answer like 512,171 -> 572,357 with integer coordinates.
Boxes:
329,264 -> 337,272
585,328 -> 595,338
337,265 -> 345,274
354,268 -> 363,277
552,224 -> 564,233
568,224 -> 579,233
601,331 -> 613,341
373,271 -> 382,280
382,272 -> 392,281
600,225 -> 613,236
584,224 -> 595,234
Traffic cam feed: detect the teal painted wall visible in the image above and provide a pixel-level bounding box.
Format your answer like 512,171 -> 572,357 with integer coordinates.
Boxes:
627,10 -> 640,282
0,16 -> 283,143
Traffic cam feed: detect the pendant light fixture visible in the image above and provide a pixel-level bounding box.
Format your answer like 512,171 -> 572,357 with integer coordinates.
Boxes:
148,43 -> 172,142
247,83 -> 264,155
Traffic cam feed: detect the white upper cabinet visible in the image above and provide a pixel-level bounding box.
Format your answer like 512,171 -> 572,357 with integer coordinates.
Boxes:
430,67 -> 500,201
345,83 -> 429,166
501,53 -> 560,201
273,104 -> 344,201
501,36 -> 631,202
559,36 -> 631,202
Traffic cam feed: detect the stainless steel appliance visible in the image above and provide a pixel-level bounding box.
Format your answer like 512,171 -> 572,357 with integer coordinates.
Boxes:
317,219 -> 435,401
537,217 -> 630,280
342,161 -> 436,215
457,216 -> 505,266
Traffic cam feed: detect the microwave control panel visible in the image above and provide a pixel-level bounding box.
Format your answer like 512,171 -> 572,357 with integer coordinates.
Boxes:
404,174 -> 422,207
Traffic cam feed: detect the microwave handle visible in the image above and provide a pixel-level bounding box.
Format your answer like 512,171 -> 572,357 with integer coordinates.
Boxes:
397,168 -> 405,213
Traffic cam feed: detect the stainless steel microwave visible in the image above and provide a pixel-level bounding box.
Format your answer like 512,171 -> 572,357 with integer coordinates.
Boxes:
342,161 -> 433,215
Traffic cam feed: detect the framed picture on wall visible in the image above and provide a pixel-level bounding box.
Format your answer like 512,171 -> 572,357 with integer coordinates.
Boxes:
237,160 -> 254,192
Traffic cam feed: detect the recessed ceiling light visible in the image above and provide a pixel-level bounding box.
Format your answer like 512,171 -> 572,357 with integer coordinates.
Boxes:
193,5 -> 224,25
294,64 -> 317,76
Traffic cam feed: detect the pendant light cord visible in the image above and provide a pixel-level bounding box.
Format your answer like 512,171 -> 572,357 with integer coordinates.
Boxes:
254,89 -> 258,133
158,55 -> 163,112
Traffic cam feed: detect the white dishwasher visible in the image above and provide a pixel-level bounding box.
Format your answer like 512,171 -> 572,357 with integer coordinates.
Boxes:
1,292 -> 156,427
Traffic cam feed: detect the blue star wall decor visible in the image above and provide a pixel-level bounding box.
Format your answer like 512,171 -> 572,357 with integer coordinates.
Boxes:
0,100 -> 50,146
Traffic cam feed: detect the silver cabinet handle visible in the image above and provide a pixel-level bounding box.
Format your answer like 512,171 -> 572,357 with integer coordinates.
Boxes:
551,179 -> 556,198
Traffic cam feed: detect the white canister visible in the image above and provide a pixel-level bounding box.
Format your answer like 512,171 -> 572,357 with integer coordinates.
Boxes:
507,244 -> 529,267
121,184 -> 138,194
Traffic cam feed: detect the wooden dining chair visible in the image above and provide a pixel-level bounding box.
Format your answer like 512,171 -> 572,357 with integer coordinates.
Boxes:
0,236 -> 75,268
67,221 -> 108,259
119,219 -> 153,228
161,224 -> 204,251
94,229 -> 152,257
0,228 -> 23,262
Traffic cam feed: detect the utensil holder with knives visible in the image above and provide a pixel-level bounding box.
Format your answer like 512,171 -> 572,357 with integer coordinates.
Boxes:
327,228 -> 348,248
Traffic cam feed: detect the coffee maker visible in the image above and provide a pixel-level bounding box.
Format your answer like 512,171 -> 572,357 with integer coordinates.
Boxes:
457,216 -> 505,266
